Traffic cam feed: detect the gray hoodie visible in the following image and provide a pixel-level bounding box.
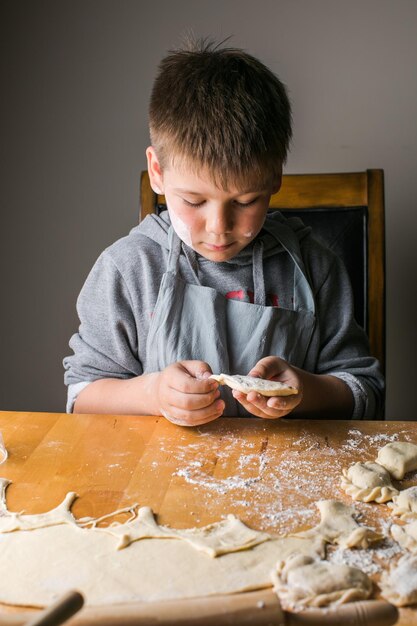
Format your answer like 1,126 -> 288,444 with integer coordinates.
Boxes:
63,211 -> 384,418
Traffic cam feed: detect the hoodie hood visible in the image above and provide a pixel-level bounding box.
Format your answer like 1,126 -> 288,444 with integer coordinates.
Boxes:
132,209 -> 311,267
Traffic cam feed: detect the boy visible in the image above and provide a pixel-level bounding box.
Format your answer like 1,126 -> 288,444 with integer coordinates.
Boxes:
64,40 -> 384,424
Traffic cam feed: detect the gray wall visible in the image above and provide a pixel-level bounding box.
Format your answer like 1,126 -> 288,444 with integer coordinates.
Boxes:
1,0 -> 416,420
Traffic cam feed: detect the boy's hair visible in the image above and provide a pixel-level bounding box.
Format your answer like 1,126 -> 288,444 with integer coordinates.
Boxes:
149,38 -> 292,189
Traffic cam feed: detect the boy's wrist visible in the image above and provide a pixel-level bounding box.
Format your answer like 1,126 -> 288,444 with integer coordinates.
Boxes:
293,369 -> 354,419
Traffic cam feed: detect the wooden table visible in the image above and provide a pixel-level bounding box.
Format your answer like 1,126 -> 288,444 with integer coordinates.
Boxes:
0,411 -> 416,625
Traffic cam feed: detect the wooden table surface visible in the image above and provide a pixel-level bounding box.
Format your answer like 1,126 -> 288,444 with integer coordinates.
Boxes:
1,411 -> 417,624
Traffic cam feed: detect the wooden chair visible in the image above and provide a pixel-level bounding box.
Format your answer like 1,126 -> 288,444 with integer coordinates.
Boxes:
140,169 -> 385,375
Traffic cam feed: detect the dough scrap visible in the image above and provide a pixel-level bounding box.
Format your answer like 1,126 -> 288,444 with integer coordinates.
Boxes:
0,478 -> 77,532
341,462 -> 398,503
377,442 -> 417,480
297,500 -> 382,549
96,506 -> 271,555
0,478 -> 325,608
272,554 -> 372,609
388,486 -> 417,521
0,479 -> 269,557
380,554 -> 417,606
391,520 -> 417,553
210,374 -> 298,396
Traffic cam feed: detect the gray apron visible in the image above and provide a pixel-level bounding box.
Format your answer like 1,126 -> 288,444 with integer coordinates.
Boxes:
145,219 -> 316,416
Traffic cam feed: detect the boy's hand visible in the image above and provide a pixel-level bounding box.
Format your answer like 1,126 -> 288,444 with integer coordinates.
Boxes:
155,361 -> 224,427
232,356 -> 302,419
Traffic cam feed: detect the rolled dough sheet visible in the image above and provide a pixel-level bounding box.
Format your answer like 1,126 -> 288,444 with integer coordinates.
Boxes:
0,479 -> 324,608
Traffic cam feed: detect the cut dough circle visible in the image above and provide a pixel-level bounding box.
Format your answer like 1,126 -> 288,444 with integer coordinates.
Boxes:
210,374 -> 298,396
341,461 -> 398,503
272,554 -> 372,608
377,442 -> 417,480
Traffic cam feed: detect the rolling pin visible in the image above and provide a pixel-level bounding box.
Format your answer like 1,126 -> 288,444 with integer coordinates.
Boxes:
0,590 -> 399,626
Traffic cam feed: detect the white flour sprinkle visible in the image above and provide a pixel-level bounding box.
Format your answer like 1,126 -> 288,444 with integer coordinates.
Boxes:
328,547 -> 381,575
174,468 -> 264,494
328,537 -> 403,575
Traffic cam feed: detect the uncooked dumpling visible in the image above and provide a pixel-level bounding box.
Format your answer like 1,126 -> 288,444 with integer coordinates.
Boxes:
380,554 -> 417,606
272,554 -> 372,609
391,520 -> 417,553
389,486 -> 417,521
341,462 -> 398,503
377,442 -> 417,480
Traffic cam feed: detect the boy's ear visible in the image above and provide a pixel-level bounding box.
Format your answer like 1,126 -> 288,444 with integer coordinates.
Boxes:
146,146 -> 164,194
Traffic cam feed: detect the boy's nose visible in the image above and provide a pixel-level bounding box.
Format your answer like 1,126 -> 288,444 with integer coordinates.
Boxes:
205,206 -> 232,235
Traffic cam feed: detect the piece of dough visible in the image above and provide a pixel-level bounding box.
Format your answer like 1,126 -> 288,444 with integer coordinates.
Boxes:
388,486 -> 417,521
341,461 -> 398,503
272,554 -> 372,609
380,554 -> 417,606
96,507 -> 271,555
377,442 -> 417,480
391,520 -> 417,553
0,478 -> 325,608
210,374 -> 298,396
297,500 -> 382,549
0,478 -> 77,532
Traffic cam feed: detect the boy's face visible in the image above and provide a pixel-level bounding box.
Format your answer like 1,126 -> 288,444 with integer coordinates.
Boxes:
147,147 -> 281,262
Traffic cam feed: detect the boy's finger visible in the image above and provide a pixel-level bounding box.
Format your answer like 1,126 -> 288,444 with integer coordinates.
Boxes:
170,363 -> 218,393
248,356 -> 287,380
168,388 -> 221,411
161,399 -> 224,425
180,360 -> 213,379
233,389 -> 289,419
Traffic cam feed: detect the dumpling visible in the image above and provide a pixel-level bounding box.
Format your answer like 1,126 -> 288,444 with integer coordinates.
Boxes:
389,486 -> 417,521
380,554 -> 417,606
272,554 -> 372,608
391,520 -> 417,553
341,461 -> 398,503
377,442 -> 417,480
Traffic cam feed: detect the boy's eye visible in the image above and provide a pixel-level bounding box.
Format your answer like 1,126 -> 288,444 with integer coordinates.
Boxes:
183,199 -> 205,207
234,197 -> 258,207
182,197 -> 259,208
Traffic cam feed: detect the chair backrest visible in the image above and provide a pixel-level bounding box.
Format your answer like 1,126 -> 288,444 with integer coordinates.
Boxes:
139,169 -> 385,374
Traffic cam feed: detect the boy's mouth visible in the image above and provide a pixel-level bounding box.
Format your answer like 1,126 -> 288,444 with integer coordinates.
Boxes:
204,242 -> 234,251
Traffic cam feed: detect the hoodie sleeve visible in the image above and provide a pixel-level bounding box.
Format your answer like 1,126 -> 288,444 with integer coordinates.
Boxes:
313,253 -> 385,420
63,250 -> 142,394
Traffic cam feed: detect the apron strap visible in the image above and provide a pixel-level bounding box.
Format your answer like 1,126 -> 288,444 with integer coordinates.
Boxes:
182,244 -> 201,285
262,220 -> 316,315
167,227 -> 201,285
252,240 -> 266,306
167,227 -> 181,273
